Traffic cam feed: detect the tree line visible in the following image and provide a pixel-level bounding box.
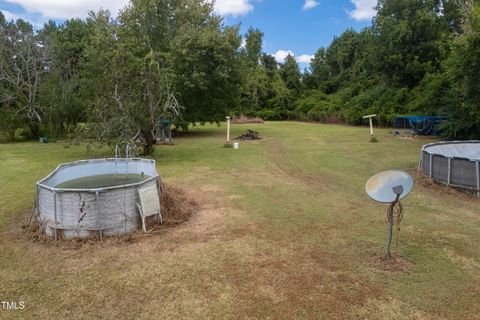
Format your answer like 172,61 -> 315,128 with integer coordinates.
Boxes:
1,0 -> 479,154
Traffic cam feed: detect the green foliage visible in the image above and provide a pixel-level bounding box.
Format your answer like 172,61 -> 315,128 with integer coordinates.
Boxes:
441,3 -> 480,138
171,21 -> 243,125
0,14 -> 45,139
2,0 -> 480,142
279,54 -> 302,91
244,27 -> 264,67
373,0 -> 446,88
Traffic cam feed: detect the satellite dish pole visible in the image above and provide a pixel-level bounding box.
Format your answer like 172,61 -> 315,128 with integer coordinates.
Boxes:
366,170 -> 413,259
363,114 -> 377,142
387,186 -> 404,258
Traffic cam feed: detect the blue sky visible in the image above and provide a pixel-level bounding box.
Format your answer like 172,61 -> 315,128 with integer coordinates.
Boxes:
0,0 -> 377,66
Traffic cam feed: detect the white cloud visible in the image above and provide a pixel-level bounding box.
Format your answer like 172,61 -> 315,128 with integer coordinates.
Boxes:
297,54 -> 314,63
3,0 -> 255,20
1,9 -> 45,28
272,50 -> 313,64
1,10 -> 21,21
4,0 -> 130,19
272,50 -> 294,63
213,0 -> 253,17
240,37 -> 247,49
302,0 -> 318,10
347,0 -> 376,22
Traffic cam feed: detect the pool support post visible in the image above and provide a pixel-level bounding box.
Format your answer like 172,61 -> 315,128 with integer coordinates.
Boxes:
476,161 -> 480,198
53,190 -> 58,241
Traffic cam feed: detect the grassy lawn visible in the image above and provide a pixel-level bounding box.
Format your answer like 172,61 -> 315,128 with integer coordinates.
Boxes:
1,122 -> 479,319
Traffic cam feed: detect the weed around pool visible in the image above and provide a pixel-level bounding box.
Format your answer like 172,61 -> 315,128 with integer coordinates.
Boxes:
21,182 -> 199,247
158,182 -> 199,228
411,170 -> 479,200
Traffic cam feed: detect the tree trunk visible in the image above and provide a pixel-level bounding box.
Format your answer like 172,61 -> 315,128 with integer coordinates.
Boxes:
142,130 -> 155,156
8,128 -> 16,141
26,121 -> 41,140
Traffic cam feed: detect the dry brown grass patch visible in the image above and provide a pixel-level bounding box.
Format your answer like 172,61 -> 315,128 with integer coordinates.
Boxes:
369,253 -> 415,273
230,116 -> 265,124
410,170 -> 478,200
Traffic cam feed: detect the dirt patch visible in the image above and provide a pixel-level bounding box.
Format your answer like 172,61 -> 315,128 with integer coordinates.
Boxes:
369,253 -> 415,273
230,116 -> 264,124
221,239 -> 382,319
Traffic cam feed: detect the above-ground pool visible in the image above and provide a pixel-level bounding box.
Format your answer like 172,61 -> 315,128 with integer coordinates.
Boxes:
419,141 -> 480,194
36,158 -> 161,239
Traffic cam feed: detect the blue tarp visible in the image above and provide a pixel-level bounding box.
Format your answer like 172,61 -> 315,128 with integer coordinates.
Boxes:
394,116 -> 448,136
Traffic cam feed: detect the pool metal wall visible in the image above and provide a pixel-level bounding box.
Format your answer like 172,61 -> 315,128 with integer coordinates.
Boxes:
37,159 -> 161,239
419,141 -> 480,195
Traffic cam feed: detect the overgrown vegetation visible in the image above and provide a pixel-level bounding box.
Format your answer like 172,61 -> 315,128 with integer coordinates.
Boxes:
1,0 -> 480,150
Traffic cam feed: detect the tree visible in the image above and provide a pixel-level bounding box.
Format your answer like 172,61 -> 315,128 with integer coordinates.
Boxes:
82,5 -> 181,155
240,65 -> 270,115
0,16 -> 46,138
261,53 -> 278,79
170,2 -> 243,125
279,54 -> 301,91
442,3 -> 480,138
244,27 -> 264,67
373,0 -> 446,88
39,19 -> 93,136
81,1 -> 242,155
309,47 -> 331,87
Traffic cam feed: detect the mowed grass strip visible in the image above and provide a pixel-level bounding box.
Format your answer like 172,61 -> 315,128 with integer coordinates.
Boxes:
0,122 -> 479,319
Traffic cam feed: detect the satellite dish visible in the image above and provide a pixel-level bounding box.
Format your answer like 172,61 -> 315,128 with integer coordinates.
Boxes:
366,170 -> 413,203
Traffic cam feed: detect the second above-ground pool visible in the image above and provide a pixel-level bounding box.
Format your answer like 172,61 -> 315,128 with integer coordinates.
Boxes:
36,158 -> 161,239
419,141 -> 480,194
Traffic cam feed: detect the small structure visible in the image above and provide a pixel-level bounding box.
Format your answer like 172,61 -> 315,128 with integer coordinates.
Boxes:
394,116 -> 447,136
156,119 -> 173,143
419,141 -> 480,196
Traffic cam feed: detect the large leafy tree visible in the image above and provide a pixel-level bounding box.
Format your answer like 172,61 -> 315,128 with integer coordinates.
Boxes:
373,0 -> 446,88
310,47 -> 330,86
82,0 -> 242,154
170,15 -> 243,125
442,2 -> 480,138
0,15 -> 46,138
279,54 -> 301,91
244,27 -> 264,67
82,6 -> 178,155
238,27 -> 271,115
39,19 -> 93,136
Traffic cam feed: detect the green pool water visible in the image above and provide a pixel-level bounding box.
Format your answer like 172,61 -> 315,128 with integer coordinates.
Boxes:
55,174 -> 149,189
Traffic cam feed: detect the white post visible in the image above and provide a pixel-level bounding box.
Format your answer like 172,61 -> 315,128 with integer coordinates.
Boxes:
226,116 -> 231,143
362,114 -> 377,139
